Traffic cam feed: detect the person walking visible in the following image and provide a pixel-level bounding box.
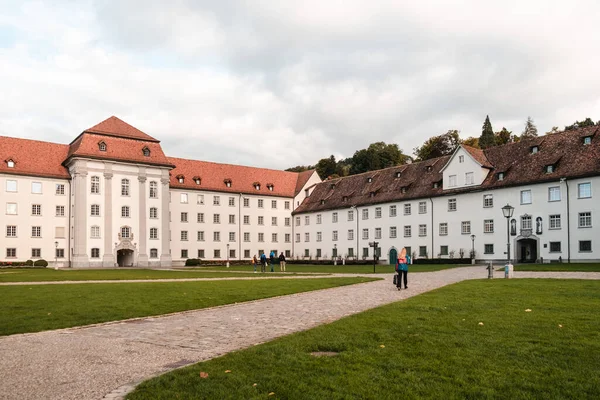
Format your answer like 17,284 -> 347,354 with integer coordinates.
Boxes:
252,255 -> 258,273
279,252 -> 286,272
269,251 -> 275,272
396,247 -> 408,290
260,253 -> 267,273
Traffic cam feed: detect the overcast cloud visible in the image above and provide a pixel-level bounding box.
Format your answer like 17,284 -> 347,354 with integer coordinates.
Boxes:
1,0 -> 599,169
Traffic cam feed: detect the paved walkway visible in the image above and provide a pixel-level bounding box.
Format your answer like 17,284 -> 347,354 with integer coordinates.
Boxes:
0,268 -> 598,400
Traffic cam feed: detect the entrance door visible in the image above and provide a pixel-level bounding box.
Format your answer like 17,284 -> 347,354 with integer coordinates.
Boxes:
517,239 -> 537,263
117,249 -> 134,267
389,248 -> 398,266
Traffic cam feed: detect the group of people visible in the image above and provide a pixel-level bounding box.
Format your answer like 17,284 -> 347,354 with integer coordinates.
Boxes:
395,247 -> 410,290
252,251 -> 286,273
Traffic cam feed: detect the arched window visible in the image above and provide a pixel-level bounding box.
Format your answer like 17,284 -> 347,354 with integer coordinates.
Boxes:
120,226 -> 131,239
142,147 -> 150,157
90,225 -> 100,238
121,179 -> 129,196
149,181 -> 158,198
121,206 -> 130,218
150,227 -> 158,239
91,176 -> 100,194
150,248 -> 158,258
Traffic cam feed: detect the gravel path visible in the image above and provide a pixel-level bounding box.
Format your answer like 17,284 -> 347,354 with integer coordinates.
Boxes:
0,267 -> 598,400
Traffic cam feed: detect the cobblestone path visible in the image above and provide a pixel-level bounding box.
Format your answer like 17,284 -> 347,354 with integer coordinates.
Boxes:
0,267 -> 598,400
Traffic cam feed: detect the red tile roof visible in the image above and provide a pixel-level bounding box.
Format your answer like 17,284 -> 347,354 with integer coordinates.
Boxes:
462,145 -> 493,168
80,116 -> 159,142
293,126 -> 600,214
0,136 -> 70,179
295,170 -> 316,195
167,157 -> 302,197
66,133 -> 173,168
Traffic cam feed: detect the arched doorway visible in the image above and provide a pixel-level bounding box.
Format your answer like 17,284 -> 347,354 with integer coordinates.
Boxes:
117,249 -> 134,267
389,248 -> 398,266
516,238 -> 537,263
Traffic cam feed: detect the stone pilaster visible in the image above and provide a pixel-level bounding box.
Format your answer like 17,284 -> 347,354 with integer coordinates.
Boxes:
102,170 -> 115,267
71,167 -> 89,267
159,176 -> 172,267
137,174 -> 148,267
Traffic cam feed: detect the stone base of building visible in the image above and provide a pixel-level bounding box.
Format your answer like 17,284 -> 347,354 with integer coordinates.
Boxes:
159,255 -> 172,268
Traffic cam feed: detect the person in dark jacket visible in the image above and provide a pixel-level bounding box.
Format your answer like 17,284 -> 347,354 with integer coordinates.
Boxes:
260,253 -> 267,273
269,251 -> 275,272
279,252 -> 286,272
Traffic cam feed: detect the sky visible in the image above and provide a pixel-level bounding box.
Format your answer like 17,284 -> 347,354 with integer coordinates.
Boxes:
1,0 -> 599,170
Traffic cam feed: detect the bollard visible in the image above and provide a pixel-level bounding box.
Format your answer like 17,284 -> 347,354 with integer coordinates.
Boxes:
487,262 -> 494,279
504,263 -> 514,279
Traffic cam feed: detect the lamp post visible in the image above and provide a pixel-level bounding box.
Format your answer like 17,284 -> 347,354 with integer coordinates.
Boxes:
333,244 -> 337,266
54,241 -> 58,270
226,243 -> 230,268
470,234 -> 476,264
502,204 -> 515,266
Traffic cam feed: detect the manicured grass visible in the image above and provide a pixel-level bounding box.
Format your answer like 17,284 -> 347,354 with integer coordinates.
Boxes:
188,264 -> 467,274
0,268 -> 316,282
129,279 -> 600,399
514,263 -> 600,272
0,277 -> 377,336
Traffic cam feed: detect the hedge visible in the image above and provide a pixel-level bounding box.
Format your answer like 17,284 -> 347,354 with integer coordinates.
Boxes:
412,258 -> 471,265
33,259 -> 49,267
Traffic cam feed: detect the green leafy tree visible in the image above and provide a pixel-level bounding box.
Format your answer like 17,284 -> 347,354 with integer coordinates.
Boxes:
564,118 -> 597,131
349,142 -> 410,175
521,116 -> 538,139
285,165 -> 313,172
315,155 -> 338,179
546,126 -> 560,134
494,127 -> 516,145
413,130 -> 461,161
479,115 -> 495,149
461,137 -> 479,148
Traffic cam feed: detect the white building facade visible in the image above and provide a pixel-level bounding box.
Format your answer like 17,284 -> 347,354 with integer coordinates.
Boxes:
1,117 -> 598,267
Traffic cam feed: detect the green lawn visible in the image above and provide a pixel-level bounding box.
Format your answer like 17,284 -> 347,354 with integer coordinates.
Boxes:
129,279 -> 600,400
513,263 -> 600,272
0,277 -> 377,336
188,263 -> 467,274
0,268 -> 319,282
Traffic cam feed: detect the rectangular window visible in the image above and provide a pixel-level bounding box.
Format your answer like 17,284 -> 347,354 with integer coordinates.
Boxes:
271,200 -> 277,209
6,180 -> 17,192
316,249 -> 322,258
91,204 -> 100,216
578,183 -> 592,199
229,232 -> 236,242
419,246 -> 427,257
244,249 -> 250,258
56,184 -> 65,195
348,248 -> 354,257
549,214 -> 561,230
404,203 -> 411,215
440,246 -> 448,256
439,223 -> 448,236
6,225 -> 17,237
316,214 -> 322,224
149,228 -> 158,239
448,198 -> 457,212
150,249 -> 158,258
243,215 -> 250,224
483,194 -> 493,208
465,172 -> 474,185
521,215 -> 532,230
31,182 -> 42,194
229,214 -> 236,224
31,204 -> 41,216
32,248 -> 41,258
197,249 -> 205,258
271,216 -> 277,226
305,216 -> 310,225
348,229 -> 354,240
214,249 -> 221,258
197,194 -> 204,205
56,248 -> 65,258
375,207 -> 382,218
347,210 -> 354,221
362,247 -> 369,258
243,232 -> 250,242
484,219 -> 494,233
258,199 -> 264,208
214,231 -> 221,242
285,234 -> 290,243
181,231 -> 188,241
259,233 -> 265,242
285,201 -> 290,210
6,248 -> 16,258
91,226 -> 100,238
419,201 -> 427,214
549,242 -> 561,253
6,203 -> 17,215
229,197 -> 235,206
579,240 -> 592,252
404,225 -> 412,238
448,175 -> 457,187
375,228 -> 382,239
317,232 -> 322,242
285,217 -> 290,226
230,249 -> 236,258
461,221 -> 471,234
389,205 -> 397,217
91,248 -> 100,258
181,249 -> 188,259
578,212 -> 592,228
520,190 -> 532,204
180,212 -> 188,222
484,244 -> 494,254
459,155 -> 464,163
213,196 -> 220,206
362,229 -> 369,240
304,249 -> 310,257
243,198 -> 249,207
56,205 -> 65,217
180,193 -> 188,203
198,213 -> 205,223
548,186 -> 561,202
419,224 -> 427,237
214,214 -> 220,224
258,216 -> 264,225
305,232 -> 310,242
362,209 -> 369,220
295,233 -> 300,243
295,216 -> 301,226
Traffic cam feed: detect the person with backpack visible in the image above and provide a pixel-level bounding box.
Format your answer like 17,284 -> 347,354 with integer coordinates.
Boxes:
396,247 -> 409,290
252,255 -> 258,273
269,251 -> 275,272
278,252 -> 286,272
260,253 -> 267,273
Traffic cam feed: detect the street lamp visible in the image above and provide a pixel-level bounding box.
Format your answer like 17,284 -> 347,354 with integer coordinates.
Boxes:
226,243 -> 230,268
54,241 -> 58,270
470,234 -> 476,264
502,204 -> 515,266
334,244 -> 337,266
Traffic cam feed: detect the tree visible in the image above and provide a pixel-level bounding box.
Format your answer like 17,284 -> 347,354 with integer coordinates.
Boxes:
413,130 -> 461,161
461,137 -> 479,148
285,165 -> 313,172
494,127 -> 516,145
564,118 -> 596,131
521,116 -> 538,139
349,142 -> 410,175
479,115 -> 495,149
546,126 -> 560,135
315,155 -> 338,180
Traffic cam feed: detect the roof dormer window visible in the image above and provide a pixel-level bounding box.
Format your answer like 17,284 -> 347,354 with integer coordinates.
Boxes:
253,182 -> 261,190
193,176 -> 201,185
142,147 -> 150,157
267,183 -> 274,191
396,171 -> 401,178
367,177 -> 372,183
498,172 -> 505,181
320,200 -> 325,205
369,191 -> 376,198
98,142 -> 107,152
331,183 -> 336,189
342,196 -> 348,202
401,187 -> 408,194
531,146 -> 539,154
583,136 -> 592,145
427,166 -> 433,172
545,165 -> 554,174
176,175 -> 184,184
433,182 -> 439,188
224,178 -> 232,188
6,159 -> 15,168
